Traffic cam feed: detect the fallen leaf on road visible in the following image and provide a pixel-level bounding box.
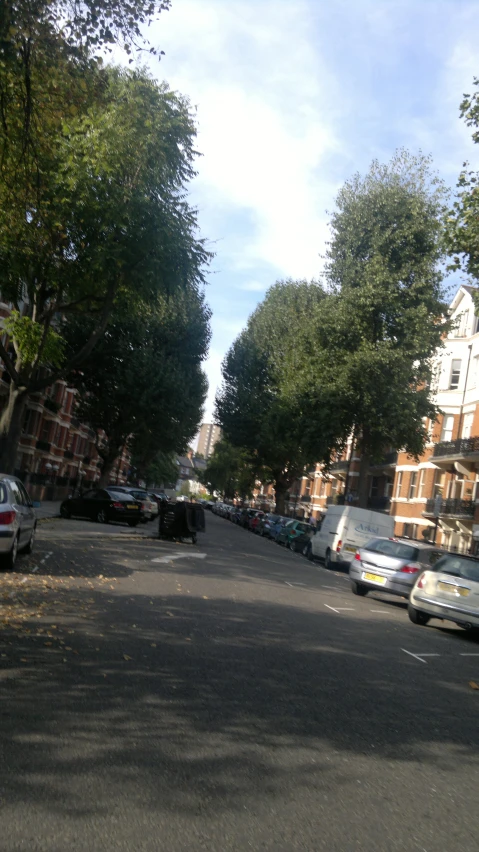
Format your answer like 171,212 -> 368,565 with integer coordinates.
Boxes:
202,596 -> 209,600
123,654 -> 132,661
20,658 -> 28,662
469,681 -> 479,690
151,643 -> 157,648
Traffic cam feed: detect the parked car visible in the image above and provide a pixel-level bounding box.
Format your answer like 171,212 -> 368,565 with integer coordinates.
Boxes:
408,553 -> 479,630
248,511 -> 265,532
236,508 -> 257,528
256,513 -> 281,537
269,517 -> 291,541
108,486 -> 155,522
0,474 -> 36,569
276,519 -> 312,547
308,506 -> 395,569
290,528 -> 316,554
60,488 -> 141,526
349,537 -> 443,597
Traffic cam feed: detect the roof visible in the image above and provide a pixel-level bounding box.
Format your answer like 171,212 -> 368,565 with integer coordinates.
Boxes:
192,457 -> 207,471
177,456 -> 194,470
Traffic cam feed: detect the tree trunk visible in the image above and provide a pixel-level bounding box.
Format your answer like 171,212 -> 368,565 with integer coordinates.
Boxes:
98,455 -> 118,487
274,480 -> 288,515
0,386 -> 28,474
356,449 -> 371,509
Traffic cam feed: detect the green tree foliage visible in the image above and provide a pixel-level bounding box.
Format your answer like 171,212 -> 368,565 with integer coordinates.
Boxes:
319,150 -> 449,504
138,451 -> 179,489
63,287 -> 210,486
0,61 -> 210,470
446,78 -> 479,298
198,440 -> 259,501
216,281 -> 341,514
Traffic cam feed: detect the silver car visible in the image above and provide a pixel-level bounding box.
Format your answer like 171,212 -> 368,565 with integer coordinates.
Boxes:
349,537 -> 443,598
409,553 -> 479,630
0,474 -> 36,569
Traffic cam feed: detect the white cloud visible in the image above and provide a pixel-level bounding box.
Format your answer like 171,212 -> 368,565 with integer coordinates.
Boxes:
239,280 -> 269,292
148,0 -> 339,278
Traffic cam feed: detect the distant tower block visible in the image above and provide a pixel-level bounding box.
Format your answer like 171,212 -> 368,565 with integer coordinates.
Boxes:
197,423 -> 222,459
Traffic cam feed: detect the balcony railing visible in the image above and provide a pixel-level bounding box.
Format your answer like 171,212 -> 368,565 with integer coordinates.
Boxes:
424,498 -> 475,518
433,437 -> 479,459
370,451 -> 398,468
330,460 -> 348,471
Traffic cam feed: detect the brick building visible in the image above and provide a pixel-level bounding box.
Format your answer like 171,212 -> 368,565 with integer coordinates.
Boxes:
0,301 -> 130,501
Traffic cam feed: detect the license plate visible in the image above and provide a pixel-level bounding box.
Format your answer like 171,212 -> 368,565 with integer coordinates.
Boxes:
344,545 -> 357,553
363,572 -> 387,585
437,581 -> 470,597
127,504 -> 138,510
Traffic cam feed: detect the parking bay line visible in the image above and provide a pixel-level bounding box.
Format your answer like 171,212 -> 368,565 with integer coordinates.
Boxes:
324,604 -> 355,614
401,649 -> 441,664
31,551 -> 53,574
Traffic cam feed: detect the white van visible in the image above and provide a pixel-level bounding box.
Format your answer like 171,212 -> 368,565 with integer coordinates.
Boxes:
310,506 -> 395,569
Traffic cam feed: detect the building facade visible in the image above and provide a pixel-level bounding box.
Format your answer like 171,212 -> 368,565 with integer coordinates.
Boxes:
197,423 -> 222,459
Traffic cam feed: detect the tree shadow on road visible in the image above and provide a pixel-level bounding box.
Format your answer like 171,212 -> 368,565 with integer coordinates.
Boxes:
1,585 -> 479,833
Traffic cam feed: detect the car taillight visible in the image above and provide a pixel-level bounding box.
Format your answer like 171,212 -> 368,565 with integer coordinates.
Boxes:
354,551 -> 361,561
417,574 -> 427,589
400,565 -> 420,574
336,540 -> 342,553
112,502 -> 123,509
0,510 -> 15,525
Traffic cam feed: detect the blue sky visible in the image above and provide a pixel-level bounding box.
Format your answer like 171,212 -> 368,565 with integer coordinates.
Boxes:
143,0 -> 479,419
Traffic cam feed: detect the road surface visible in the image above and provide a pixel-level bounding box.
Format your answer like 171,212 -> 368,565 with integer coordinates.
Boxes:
1,511 -> 478,851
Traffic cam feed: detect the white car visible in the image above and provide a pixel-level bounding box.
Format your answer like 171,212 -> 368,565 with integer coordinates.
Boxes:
409,553 -> 479,630
0,474 -> 36,568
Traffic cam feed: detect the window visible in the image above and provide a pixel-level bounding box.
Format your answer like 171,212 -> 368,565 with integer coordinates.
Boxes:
470,355 -> 479,387
418,469 -> 426,498
395,471 -> 403,498
440,414 -> 454,442
408,471 -> 418,499
41,420 -> 51,442
462,413 -> 474,439
432,554 -> 479,582
449,360 -> 461,390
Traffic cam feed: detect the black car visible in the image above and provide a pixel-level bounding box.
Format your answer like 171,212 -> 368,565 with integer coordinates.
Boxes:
60,488 -> 141,526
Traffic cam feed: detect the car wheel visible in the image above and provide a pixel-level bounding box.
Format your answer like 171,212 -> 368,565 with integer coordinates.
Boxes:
324,549 -> 332,569
2,533 -> 19,570
306,543 -> 315,562
60,504 -> 71,519
408,605 -> 430,626
96,509 -> 108,524
350,580 -> 368,596
127,520 -> 139,527
302,542 -> 310,557
23,525 -> 35,554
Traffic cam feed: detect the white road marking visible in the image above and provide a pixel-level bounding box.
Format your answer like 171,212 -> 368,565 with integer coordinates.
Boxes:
401,649 -> 430,664
31,551 -> 52,574
323,585 -> 342,590
152,552 -> 207,564
324,604 -> 340,614
460,653 -> 479,656
370,609 -> 390,613
285,581 -> 306,587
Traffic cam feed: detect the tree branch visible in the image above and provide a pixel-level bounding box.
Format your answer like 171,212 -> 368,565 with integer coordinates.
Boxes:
0,340 -> 20,385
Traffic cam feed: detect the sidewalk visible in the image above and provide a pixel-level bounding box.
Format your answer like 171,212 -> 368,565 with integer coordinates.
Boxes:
34,501 -> 62,520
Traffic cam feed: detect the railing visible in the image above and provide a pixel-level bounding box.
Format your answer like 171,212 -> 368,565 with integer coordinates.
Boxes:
330,460 -> 348,471
424,498 -> 475,518
433,436 -> 479,458
370,451 -> 398,467
368,496 -> 391,511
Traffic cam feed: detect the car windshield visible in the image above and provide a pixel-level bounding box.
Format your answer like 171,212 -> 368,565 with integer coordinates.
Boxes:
363,539 -> 419,561
284,520 -> 295,528
432,554 -> 479,583
106,491 -> 134,502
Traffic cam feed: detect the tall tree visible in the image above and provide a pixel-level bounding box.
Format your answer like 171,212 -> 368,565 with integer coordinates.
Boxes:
0,66 -> 209,470
446,77 -> 479,298
198,440 -> 259,501
216,281 -> 343,514
64,288 -> 210,486
321,150 -> 449,505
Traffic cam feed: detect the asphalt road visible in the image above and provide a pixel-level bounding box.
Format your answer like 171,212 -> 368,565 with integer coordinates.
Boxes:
1,511 -> 479,851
